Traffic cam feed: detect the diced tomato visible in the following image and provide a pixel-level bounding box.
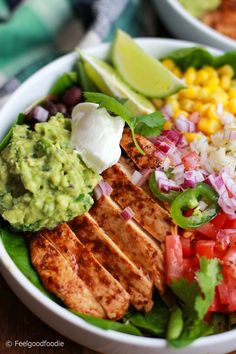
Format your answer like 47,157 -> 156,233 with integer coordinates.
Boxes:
217,276 -> 229,305
180,237 -> 191,258
223,246 -> 236,279
165,235 -> 183,284
196,240 -> 215,259
216,229 -> 231,251
208,290 -> 222,312
226,276 -> 236,311
182,151 -> 199,171
197,222 -> 219,239
223,218 -> 236,229
211,212 -> 227,229
183,257 -> 199,281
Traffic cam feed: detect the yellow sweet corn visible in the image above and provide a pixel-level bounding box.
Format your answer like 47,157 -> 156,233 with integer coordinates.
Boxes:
228,98 -> 236,114
164,121 -> 172,130
152,98 -> 163,109
162,59 -> 176,71
184,133 -> 201,143
161,62 -> 235,137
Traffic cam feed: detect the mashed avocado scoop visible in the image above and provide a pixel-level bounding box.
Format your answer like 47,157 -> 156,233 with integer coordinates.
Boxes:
0,115 -> 100,231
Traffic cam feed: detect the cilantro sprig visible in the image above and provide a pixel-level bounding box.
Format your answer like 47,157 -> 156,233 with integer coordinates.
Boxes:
84,92 -> 165,154
168,257 -> 222,348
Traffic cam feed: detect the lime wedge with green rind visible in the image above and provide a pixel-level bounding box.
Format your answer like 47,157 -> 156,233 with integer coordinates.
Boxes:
80,53 -> 155,115
111,29 -> 185,98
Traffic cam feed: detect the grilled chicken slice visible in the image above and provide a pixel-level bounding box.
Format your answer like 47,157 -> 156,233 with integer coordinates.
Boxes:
120,128 -> 159,170
38,224 -> 130,320
90,195 -> 165,292
69,213 -> 153,312
103,162 -> 172,242
30,233 -> 105,318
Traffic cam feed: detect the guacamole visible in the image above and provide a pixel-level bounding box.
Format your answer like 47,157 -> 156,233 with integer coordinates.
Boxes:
0,115 -> 100,231
179,0 -> 220,18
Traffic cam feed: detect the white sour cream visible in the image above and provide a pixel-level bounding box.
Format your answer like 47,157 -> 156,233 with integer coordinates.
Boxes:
71,102 -> 124,174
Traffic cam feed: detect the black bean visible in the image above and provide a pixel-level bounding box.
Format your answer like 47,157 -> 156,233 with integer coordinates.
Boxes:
56,103 -> 67,115
62,86 -> 82,107
42,100 -> 58,116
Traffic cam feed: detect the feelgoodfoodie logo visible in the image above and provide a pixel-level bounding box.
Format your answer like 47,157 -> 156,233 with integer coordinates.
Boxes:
5,340 -> 64,348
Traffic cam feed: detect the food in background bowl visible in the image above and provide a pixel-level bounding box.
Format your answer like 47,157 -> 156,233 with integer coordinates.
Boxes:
179,0 -> 236,40
1,32 -> 236,353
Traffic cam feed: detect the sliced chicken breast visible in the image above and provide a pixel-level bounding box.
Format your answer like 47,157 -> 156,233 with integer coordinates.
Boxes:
69,213 -> 153,312
90,195 -> 165,292
103,162 -> 172,242
30,233 -> 105,318
38,224 -> 130,320
120,128 -> 159,170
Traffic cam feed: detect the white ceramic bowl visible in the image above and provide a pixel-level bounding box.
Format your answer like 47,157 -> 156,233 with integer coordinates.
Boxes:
0,38 -> 236,354
153,0 -> 236,51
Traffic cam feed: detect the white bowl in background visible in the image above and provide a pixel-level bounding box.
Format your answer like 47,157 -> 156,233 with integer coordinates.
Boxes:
0,38 -> 236,354
153,0 -> 236,51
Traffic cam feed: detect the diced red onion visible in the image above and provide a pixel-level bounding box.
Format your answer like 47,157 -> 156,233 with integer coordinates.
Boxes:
167,149 -> 182,165
32,106 -> 49,122
175,116 -> 195,133
216,103 -> 223,117
161,129 -> 182,144
189,112 -> 201,124
221,112 -> 234,125
208,174 -> 226,196
121,206 -> 134,221
216,230 -> 231,250
222,171 -> 236,197
155,169 -> 168,182
161,104 -> 173,119
154,149 -> 166,161
163,157 -> 171,171
94,181 -> 113,200
158,178 -> 180,192
173,164 -> 184,184
131,170 -> 143,185
223,129 -> 236,140
183,170 -> 205,188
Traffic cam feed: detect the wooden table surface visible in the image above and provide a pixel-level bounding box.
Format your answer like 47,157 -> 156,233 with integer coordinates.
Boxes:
0,274 -> 100,354
1,273 -> 236,354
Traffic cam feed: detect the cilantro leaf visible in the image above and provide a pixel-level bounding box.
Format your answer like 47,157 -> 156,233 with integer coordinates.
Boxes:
84,92 -> 166,155
169,257 -> 222,348
134,111 -> 165,137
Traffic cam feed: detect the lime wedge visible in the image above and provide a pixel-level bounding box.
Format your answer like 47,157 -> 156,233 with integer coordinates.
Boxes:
111,30 -> 185,98
80,53 -> 155,115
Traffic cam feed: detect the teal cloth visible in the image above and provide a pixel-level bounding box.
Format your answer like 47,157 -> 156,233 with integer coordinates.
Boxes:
0,0 -> 159,99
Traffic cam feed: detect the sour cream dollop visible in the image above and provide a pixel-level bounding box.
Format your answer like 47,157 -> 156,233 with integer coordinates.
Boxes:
71,102 -> 124,174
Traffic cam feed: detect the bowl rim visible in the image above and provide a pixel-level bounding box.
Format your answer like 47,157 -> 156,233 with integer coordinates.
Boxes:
0,37 -> 236,349
165,0 -> 236,47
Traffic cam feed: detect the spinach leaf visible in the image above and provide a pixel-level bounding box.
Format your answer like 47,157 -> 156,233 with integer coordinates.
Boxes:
84,92 -> 166,154
168,257 -> 222,348
72,311 -> 142,336
0,113 -> 25,152
49,71 -> 78,96
129,294 -> 170,336
0,226 -> 57,301
162,47 -> 214,71
162,47 -> 236,76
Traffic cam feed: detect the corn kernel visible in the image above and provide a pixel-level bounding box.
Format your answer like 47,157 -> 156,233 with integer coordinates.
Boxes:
192,101 -> 203,113
184,67 -> 197,85
179,99 -> 195,112
152,98 -> 163,109
162,59 -> 176,71
228,98 -> 236,114
198,117 -> 221,135
211,89 -> 228,104
198,87 -> 211,102
164,121 -> 172,130
174,109 -> 188,119
218,65 -> 234,78
228,88 -> 236,98
195,69 -> 209,85
184,133 -> 201,143
220,75 -> 231,91
179,86 -> 199,99
206,105 -> 219,120
204,66 -> 218,78
207,76 -> 220,88
172,67 -> 182,78
198,103 -> 211,114
169,100 -> 180,114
